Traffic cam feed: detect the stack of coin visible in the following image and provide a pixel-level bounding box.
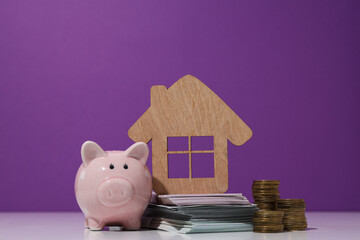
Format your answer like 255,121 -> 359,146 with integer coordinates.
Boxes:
252,180 -> 280,210
252,210 -> 284,233
277,199 -> 307,231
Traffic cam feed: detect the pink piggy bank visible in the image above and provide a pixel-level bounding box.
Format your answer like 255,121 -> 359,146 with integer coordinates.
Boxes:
74,141 -> 152,231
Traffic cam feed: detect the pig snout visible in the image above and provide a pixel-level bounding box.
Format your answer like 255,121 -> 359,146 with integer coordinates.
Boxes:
97,178 -> 134,207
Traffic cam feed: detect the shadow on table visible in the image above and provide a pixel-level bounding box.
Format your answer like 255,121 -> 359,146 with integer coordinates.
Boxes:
252,230 -> 309,240
84,228 -> 187,240
84,228 -> 313,240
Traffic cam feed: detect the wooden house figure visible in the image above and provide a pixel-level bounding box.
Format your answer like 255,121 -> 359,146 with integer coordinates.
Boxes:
128,75 -> 252,194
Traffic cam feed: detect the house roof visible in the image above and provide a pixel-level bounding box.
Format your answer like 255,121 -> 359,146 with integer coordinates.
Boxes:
128,75 -> 252,146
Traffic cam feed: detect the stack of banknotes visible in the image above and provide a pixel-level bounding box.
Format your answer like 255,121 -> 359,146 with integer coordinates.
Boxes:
142,193 -> 258,234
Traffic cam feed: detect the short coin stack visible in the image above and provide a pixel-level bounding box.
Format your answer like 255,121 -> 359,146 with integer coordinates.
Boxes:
252,180 -> 280,210
252,210 -> 284,233
277,199 -> 307,231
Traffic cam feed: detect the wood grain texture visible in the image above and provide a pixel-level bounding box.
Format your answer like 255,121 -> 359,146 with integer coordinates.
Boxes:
128,75 -> 252,194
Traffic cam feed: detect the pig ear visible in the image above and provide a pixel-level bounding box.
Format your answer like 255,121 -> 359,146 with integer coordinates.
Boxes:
124,142 -> 149,165
81,141 -> 106,167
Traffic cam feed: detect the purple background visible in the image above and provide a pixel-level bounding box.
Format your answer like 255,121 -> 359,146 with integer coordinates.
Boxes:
0,0 -> 359,211
168,154 -> 189,179
191,136 -> 213,151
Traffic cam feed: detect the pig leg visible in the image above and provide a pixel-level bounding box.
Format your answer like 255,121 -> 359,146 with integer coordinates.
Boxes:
122,216 -> 141,230
87,217 -> 105,231
84,218 -> 89,228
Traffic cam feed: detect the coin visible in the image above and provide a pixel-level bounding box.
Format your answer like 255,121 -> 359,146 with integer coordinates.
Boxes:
277,198 -> 308,231
278,199 -> 304,203
254,210 -> 284,217
253,192 -> 280,196
252,182 -> 308,233
256,203 -> 276,210
283,220 -> 307,225
252,187 -> 279,190
286,226 -> 307,231
277,208 -> 306,212
252,189 -> 279,193
253,180 -> 280,185
253,218 -> 283,224
253,193 -> 279,208
253,224 -> 284,233
253,197 -> 280,203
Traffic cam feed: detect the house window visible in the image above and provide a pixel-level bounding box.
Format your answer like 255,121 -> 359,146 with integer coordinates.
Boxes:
167,136 -> 214,178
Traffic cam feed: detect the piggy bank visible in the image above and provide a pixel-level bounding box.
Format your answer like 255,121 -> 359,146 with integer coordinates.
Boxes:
74,141 -> 152,231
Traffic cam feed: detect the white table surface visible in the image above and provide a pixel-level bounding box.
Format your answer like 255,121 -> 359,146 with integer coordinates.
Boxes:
0,212 -> 359,240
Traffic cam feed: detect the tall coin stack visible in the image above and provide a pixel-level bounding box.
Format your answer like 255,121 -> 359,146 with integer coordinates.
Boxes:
252,210 -> 284,233
252,180 -> 280,210
277,199 -> 307,231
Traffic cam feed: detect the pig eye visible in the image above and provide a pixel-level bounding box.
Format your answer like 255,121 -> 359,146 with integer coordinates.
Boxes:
109,164 -> 114,170
123,164 -> 128,170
